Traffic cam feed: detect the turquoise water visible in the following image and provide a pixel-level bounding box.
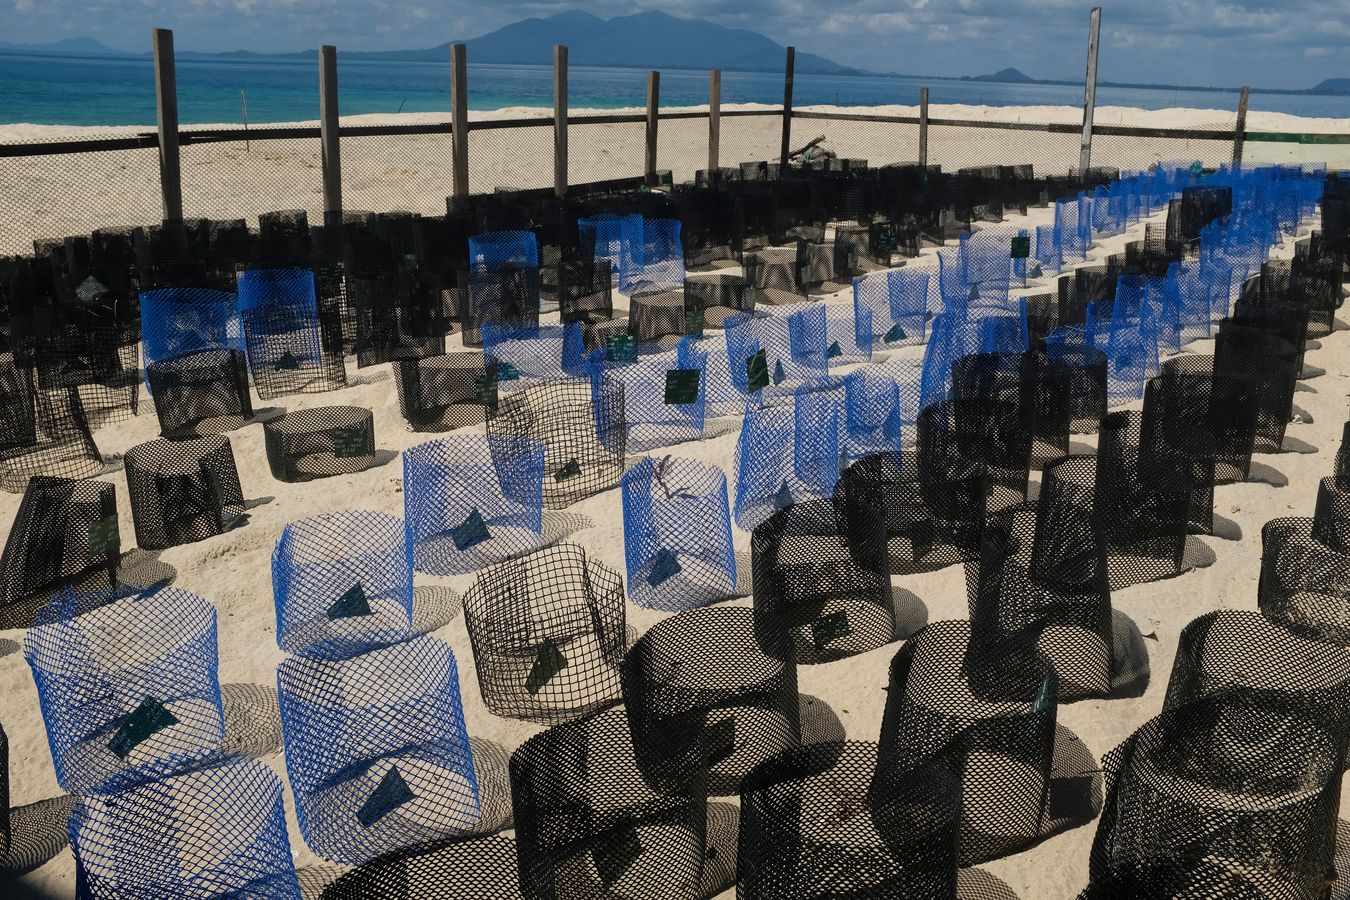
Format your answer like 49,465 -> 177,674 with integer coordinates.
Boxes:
3,50 -> 1350,127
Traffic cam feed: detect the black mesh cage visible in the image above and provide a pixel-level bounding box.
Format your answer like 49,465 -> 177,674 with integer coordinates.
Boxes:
321,834 -> 526,899
0,476 -> 119,611
0,367 -> 101,494
485,378 -> 625,510
464,265 -> 542,349
750,496 -> 895,665
347,267 -> 449,368
1078,858 -> 1308,900
949,353 -> 1035,499
1259,479 -> 1350,644
1141,354 -> 1259,486
0,719 -> 7,860
1336,421 -> 1350,489
1212,324 -> 1298,453
32,323 -> 140,429
878,619 -> 1057,866
621,606 -> 800,797
627,289 -> 691,348
146,348 -> 254,439
1312,475 -> 1350,554
510,708 -> 708,900
263,406 -> 377,483
557,257 -> 614,326
1090,695 -> 1344,900
124,435 -> 245,550
394,352 -> 499,432
917,396 -> 1029,516
237,267 -> 348,401
737,740 -> 960,900
684,273 -> 753,330
462,543 -> 626,723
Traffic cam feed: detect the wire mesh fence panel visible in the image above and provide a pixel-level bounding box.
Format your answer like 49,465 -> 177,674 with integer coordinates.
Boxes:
1243,133 -> 1350,170
716,112 -> 782,170
180,131 -> 324,226
568,120 -> 647,188
656,114 -> 711,185
340,129 -> 455,216
469,122 -> 555,194
1089,123 -> 1235,174
0,138 -> 162,257
789,116 -> 922,169
926,123 -> 1081,177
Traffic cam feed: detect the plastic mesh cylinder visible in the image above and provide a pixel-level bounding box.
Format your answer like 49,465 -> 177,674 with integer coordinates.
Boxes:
403,435 -> 545,577
146,348 -> 254,439
1260,510 -> 1350,645
138,286 -> 244,378
621,456 -> 737,611
393,352 -> 498,432
347,268 -> 448,367
237,267 -> 347,400
1078,859 -> 1305,900
733,386 -> 841,532
124,436 -> 245,550
278,635 -> 480,864
590,343 -> 706,452
0,476 -> 119,609
1140,354 -> 1259,486
1213,325 -> 1298,453
320,834 -> 524,900
69,756 -> 301,899
621,606 -> 799,796
23,585 -> 223,796
263,406 -> 377,483
272,510 -> 414,661
463,543 -> 626,723
511,708 -> 707,900
751,497 -> 894,665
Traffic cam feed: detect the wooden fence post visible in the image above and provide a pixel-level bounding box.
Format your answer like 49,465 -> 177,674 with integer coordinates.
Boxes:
151,28 -> 183,223
450,43 -> 470,206
554,45 -> 568,198
1078,7 -> 1102,178
1232,86 -> 1251,168
780,47 -> 795,167
645,70 -> 660,185
318,45 -> 342,225
919,87 -> 929,168
708,69 -> 721,175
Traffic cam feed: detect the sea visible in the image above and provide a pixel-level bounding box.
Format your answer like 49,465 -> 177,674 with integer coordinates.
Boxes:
4,49 -> 1350,128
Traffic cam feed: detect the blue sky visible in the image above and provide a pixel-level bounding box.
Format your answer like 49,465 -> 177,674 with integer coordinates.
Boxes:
3,0 -> 1348,88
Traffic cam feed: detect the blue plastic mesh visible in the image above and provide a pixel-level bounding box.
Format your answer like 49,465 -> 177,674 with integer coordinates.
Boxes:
579,214 -> 641,287
588,343 -> 706,452
1054,196 -> 1090,265
24,585 -> 224,797
139,286 -> 243,384
684,335 -> 743,418
1115,273 -> 1177,356
272,510 -> 414,661
919,308 -> 1029,410
1082,300 -> 1159,408
278,635 -> 480,864
469,231 -> 539,271
623,218 -> 686,294
853,268 -> 930,355
959,228 -> 1024,307
724,311 -> 826,404
69,755 -> 301,899
1162,262 -> 1215,345
733,379 -> 842,531
236,267 -> 346,400
621,455 -> 737,611
1034,225 -> 1062,276
481,322 -> 585,388
845,368 -> 904,461
403,434 -> 545,577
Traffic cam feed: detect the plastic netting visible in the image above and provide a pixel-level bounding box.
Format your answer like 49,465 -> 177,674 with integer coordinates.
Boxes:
482,322 -> 586,388
237,267 -> 347,400
0,476 -> 119,609
1259,480 -> 1350,644
403,435 -> 545,577
733,381 -> 841,532
750,496 -> 894,665
621,455 -> 736,611
948,352 -> 1036,500
1078,859 -> 1306,900
124,435 -> 246,550
723,310 -> 826,405
485,378 -> 626,510
1090,695 -> 1343,900
24,584 -> 223,796
879,618 -> 1057,865
0,719 -> 7,860
146,348 -> 254,439
1213,324 -> 1298,453
578,214 -> 641,286
278,635 -> 480,864
31,324 -> 140,429
621,605 -> 798,797
745,247 -> 808,308
627,289 -> 692,348
69,755 -> 301,899
685,272 -> 754,330
469,231 -> 539,272
319,833 -> 524,900
138,286 -> 243,378
624,218 -> 686,295
263,406 -> 378,483
1140,354 -> 1259,485
737,740 -> 959,900
510,707 -> 708,900
465,266 -> 542,348
462,544 -> 626,723
346,268 -> 448,368
557,258 -> 615,326
853,268 -> 930,356
394,352 -> 499,432
590,343 -> 706,452
844,367 -> 908,463
272,510 -> 414,661
919,310 -> 1028,411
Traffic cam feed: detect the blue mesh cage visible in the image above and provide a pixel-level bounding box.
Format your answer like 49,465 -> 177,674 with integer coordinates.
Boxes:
785,304 -> 830,373
919,307 -> 1029,410
935,247 -> 966,313
621,455 -> 737,611
277,635 -> 480,864
622,217 -> 686,294
845,368 -> 903,461
403,434 -> 545,576
683,335 -> 743,418
469,231 -> 539,271
272,510 -> 414,661
1033,224 -> 1062,276
1115,273 -> 1177,356
733,381 -> 841,531
588,343 -> 706,452
24,585 -> 224,797
69,756 -> 301,899
139,286 -> 243,384
724,311 -> 825,403
1163,262 -> 1215,345
1084,302 -> 1157,408
481,322 -> 585,388
237,267 -> 346,399
1054,196 -> 1089,265
853,268 -> 929,356
579,214 -> 641,287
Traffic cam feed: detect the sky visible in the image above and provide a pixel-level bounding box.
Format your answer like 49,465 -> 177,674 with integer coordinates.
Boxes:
3,0 -> 1348,88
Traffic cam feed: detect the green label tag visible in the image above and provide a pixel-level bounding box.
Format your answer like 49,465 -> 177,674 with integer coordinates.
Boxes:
526,638 -> 567,694
274,350 -> 303,371
884,323 -> 908,344
88,516 -> 120,555
664,369 -> 700,405
592,827 -> 644,887
450,508 -> 492,552
685,309 -> 704,336
1189,160 -> 1204,178
703,716 -> 737,766
772,359 -> 786,385
1031,675 -> 1053,714
877,228 -> 898,254
108,696 -> 179,759
328,582 -> 373,620
746,349 -> 769,393
606,333 -> 637,364
497,362 -> 520,381
773,480 -> 794,511
357,766 -> 415,828
812,610 -> 852,648
1010,236 -> 1031,259
331,427 -> 372,459
474,374 -> 499,405
554,457 -> 582,482
827,341 -> 842,359
647,547 -> 683,587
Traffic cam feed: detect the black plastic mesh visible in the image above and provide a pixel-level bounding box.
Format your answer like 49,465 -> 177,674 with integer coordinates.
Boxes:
1259,478 -> 1350,644
0,476 -> 118,611
628,289 -> 691,347
124,435 -> 245,550
1041,344 -> 1107,436
879,619 -> 1057,866
1141,354 -> 1259,486
1212,324 -> 1298,453
621,605 -> 799,798
737,740 -> 959,900
394,352 -> 499,432
320,834 -> 524,899
1078,859 -> 1308,899
557,257 -> 614,326
485,378 -> 625,510
750,496 -> 895,665
0,365 -> 101,493
1,719 -> 8,861
685,273 -> 754,330
263,406 -> 377,482
237,267 -> 348,401
918,396 -> 1028,516
463,543 -> 626,723
32,323 -> 140,429
949,353 -> 1035,503
465,265 -> 541,349
510,708 -> 708,900
347,267 -> 449,368
1090,695 -> 1343,900
146,348 -> 254,439
744,247 -> 807,307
